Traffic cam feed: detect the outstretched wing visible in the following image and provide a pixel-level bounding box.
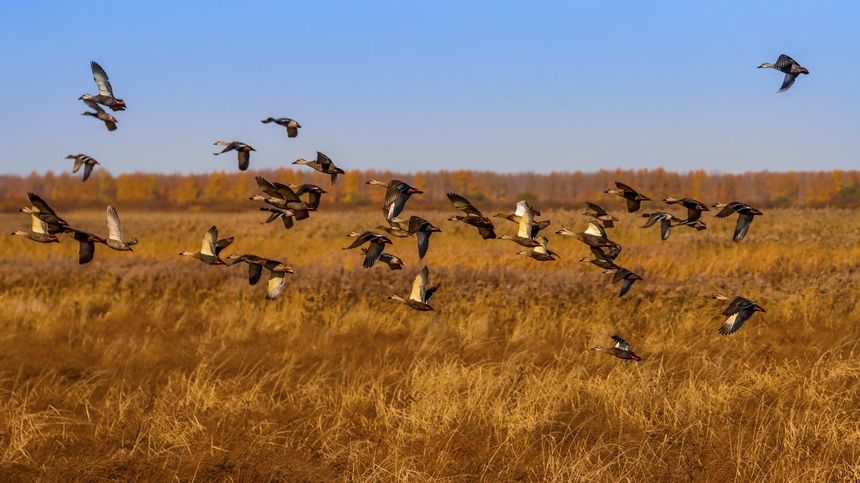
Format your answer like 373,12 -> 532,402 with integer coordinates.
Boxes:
90,61 -> 114,97
778,73 -> 799,93
410,266 -> 429,302
611,335 -> 633,351
201,226 -> 218,256
447,193 -> 482,217
106,205 -> 123,241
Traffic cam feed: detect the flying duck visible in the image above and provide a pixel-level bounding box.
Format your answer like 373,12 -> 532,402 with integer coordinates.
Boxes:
579,246 -> 619,270
19,192 -> 68,232
388,265 -> 440,311
292,151 -> 345,185
213,141 -> 255,171
758,54 -> 809,92
12,211 -> 60,244
361,248 -> 405,270
60,227 -> 103,264
590,335 -> 641,361
713,201 -> 763,243
366,179 -> 424,220
79,61 -> 126,111
227,254 -> 294,300
640,211 -> 681,241
516,236 -> 559,261
605,266 -> 643,297
446,192 -> 496,239
407,216 -> 441,259
376,217 -> 413,238
605,181 -> 650,212
288,184 -> 327,209
99,205 -> 138,251
499,206 -> 542,248
343,231 -> 393,268
494,200 -> 542,222
582,202 -> 619,228
180,226 -> 234,265
66,154 -> 100,182
250,176 -> 317,224
663,196 -> 710,222
80,99 -> 118,132
261,117 -> 301,138
712,294 -> 766,335
555,219 -> 618,248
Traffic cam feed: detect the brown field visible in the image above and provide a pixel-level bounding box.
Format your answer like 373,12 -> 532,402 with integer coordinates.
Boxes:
1,205 -> 859,481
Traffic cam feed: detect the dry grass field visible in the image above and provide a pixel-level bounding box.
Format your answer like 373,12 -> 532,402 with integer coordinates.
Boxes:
1,205 -> 859,481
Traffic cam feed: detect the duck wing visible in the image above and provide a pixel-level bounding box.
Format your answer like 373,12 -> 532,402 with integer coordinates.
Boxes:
447,193 -> 482,217
584,219 -> 608,238
410,266 -> 429,302
773,54 -> 797,72
778,73 -> 799,93
83,162 -> 97,181
106,205 -> 123,241
90,61 -> 115,97
718,309 -> 754,335
586,202 -> 608,216
416,232 -> 431,259
28,193 -> 58,216
248,263 -> 264,285
266,270 -> 287,300
733,214 -> 754,242
237,150 -> 250,171
200,226 -> 219,256
611,335 -> 633,352
516,207 -> 535,238
362,241 -> 384,268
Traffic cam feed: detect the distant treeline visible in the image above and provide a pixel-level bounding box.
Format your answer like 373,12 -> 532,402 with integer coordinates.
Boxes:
2,168 -> 858,212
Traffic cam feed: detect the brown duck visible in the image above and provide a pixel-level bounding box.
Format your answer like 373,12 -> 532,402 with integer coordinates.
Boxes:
376,217 -> 413,238
261,117 -> 301,138
99,205 -> 138,251
227,254 -> 294,300
19,192 -> 68,232
713,201 -> 762,243
712,294 -> 766,335
213,141 -> 256,171
366,179 -> 424,220
293,151 -> 345,185
79,61 -> 126,111
663,196 -> 709,222
556,219 -> 618,248
180,226 -> 234,265
80,99 -> 118,132
590,335 -> 641,361
250,176 -> 317,225
447,192 -> 496,239
407,216 -> 441,259
605,181 -> 650,212
499,206 -> 541,248
60,227 -> 102,264
516,236 -> 559,261
288,183 -> 327,209
343,231 -> 393,268
66,154 -> 100,182
583,202 -> 618,228
12,212 -> 60,244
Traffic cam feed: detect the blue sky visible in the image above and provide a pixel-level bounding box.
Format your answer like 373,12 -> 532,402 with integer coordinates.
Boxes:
0,2 -> 856,176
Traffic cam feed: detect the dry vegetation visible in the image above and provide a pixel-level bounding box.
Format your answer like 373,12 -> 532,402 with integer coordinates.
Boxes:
1,204 -> 859,481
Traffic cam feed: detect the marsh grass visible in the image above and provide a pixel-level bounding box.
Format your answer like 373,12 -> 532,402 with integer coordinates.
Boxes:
0,206 -> 858,481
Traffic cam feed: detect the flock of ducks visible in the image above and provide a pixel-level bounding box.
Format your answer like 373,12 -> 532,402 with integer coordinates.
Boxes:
18,57 -> 797,359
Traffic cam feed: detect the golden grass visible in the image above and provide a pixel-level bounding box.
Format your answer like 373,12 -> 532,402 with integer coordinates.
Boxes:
0,206 -> 859,481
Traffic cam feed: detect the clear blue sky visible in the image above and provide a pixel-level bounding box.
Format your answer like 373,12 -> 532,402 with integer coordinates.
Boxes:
1,2 -> 856,176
